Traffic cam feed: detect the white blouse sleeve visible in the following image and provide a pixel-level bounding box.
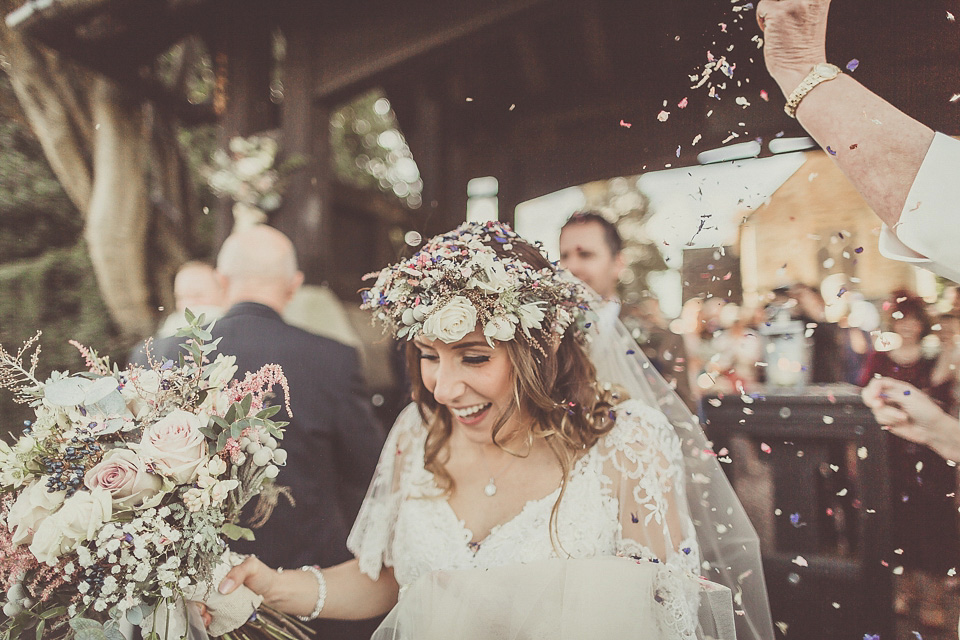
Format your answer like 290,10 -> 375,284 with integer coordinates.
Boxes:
346,402 -> 424,580
879,133 -> 960,282
598,400 -> 700,577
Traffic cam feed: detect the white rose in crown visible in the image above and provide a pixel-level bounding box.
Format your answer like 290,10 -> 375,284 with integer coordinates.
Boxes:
137,410 -> 208,484
29,488 -> 112,565
517,302 -> 546,334
7,478 -> 66,546
422,296 -> 478,343
83,448 -> 163,510
483,315 -> 517,345
469,252 -> 515,293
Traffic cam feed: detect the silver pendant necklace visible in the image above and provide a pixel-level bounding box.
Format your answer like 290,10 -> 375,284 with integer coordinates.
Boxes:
482,454 -> 518,497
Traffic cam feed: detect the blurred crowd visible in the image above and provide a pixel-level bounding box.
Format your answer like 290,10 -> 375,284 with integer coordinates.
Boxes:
667,284 -> 960,418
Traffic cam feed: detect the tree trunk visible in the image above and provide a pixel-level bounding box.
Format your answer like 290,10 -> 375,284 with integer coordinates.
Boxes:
0,16 -> 195,340
84,78 -> 154,338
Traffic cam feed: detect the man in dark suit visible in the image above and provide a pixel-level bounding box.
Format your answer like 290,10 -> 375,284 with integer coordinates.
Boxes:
559,211 -> 696,411
130,225 -> 385,639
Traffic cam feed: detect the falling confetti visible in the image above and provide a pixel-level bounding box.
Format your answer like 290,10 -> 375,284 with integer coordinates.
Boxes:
855,246 -> 864,253
620,119 -> 632,128
760,89 -> 769,102
760,442 -> 772,454
949,10 -> 956,21
826,146 -> 837,156
678,97 -> 689,109
657,110 -> 670,122
846,59 -> 860,72
792,555 -> 808,567
676,145 -> 682,157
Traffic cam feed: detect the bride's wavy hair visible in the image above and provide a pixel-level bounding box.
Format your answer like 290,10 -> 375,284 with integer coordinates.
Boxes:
406,239 -> 620,549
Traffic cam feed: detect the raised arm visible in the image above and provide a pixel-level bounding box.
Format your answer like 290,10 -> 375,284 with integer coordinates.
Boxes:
758,0 -> 935,228
218,555 -> 400,621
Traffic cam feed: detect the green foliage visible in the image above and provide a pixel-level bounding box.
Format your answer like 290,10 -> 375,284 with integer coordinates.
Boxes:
0,74 -> 81,262
0,244 -> 122,437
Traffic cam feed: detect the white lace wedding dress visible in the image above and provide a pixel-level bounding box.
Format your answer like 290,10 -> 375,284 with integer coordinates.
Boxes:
348,400 -> 735,640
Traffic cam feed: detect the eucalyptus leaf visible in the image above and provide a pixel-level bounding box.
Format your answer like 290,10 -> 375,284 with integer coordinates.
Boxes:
34,620 -> 44,640
70,618 -> 102,631
240,394 -> 252,417
83,376 -> 121,405
39,606 -> 67,619
44,378 -> 90,406
257,405 -> 282,419
124,605 -> 144,625
221,523 -> 255,541
217,431 -> 229,452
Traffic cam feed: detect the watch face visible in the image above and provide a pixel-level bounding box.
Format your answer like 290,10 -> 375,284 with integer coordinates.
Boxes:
814,63 -> 839,78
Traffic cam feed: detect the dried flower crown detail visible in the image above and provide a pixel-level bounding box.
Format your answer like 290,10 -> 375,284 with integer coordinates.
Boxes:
361,221 -> 596,349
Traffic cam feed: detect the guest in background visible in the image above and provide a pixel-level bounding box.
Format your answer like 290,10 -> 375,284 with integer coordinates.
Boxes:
130,225 -> 385,640
559,211 -> 694,410
155,260 -> 225,339
858,290 -> 960,629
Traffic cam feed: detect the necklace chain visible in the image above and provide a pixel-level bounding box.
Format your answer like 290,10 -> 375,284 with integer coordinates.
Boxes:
481,453 -> 518,497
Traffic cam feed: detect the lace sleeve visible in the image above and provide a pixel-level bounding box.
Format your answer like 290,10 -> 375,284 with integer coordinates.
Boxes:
346,402 -> 425,580
600,400 -> 700,576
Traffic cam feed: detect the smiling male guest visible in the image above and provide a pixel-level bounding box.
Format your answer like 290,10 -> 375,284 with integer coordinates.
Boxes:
559,211 -> 694,410
129,224 -> 385,640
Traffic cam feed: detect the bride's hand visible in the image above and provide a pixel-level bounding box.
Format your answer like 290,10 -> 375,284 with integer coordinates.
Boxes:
218,555 -> 280,599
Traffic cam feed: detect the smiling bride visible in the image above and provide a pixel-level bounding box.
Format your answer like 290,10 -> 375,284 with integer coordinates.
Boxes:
209,220 -> 773,640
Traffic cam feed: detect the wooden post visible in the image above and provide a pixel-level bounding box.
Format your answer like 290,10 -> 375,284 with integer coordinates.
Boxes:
275,14 -> 331,285
209,6 -> 276,248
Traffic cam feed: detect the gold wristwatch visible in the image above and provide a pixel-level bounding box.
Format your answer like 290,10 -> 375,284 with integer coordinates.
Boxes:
784,63 -> 842,118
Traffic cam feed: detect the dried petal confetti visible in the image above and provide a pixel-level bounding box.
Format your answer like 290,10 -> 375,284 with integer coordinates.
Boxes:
792,555 -> 808,567
620,119 -> 632,128
678,97 -> 689,109
657,110 -> 670,122
760,89 -> 769,101
760,442 -> 771,454
846,59 -> 860,72
826,146 -> 837,156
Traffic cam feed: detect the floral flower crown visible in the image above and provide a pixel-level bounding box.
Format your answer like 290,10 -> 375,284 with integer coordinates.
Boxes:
361,221 -> 596,349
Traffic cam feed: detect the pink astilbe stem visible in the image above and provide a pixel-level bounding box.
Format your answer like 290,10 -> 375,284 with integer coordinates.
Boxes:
68,340 -> 108,375
231,364 -> 292,417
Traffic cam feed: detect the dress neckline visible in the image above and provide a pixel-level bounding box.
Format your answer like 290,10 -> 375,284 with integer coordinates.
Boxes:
435,447 -> 594,547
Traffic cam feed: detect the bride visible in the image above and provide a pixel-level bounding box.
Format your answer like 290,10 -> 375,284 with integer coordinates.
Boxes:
209,221 -> 773,639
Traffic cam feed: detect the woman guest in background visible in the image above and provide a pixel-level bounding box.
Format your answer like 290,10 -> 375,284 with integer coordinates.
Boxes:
858,290 -> 960,629
202,221 -> 772,640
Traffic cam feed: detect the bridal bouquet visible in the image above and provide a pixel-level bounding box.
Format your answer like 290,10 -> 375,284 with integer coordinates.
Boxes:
0,313 -> 311,640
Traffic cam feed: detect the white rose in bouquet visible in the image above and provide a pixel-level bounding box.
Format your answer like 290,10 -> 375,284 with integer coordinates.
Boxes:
29,488 -> 112,565
121,369 -> 161,420
83,449 -> 163,510
421,296 -> 478,343
204,354 -> 238,388
7,478 -> 66,546
138,410 -> 208,484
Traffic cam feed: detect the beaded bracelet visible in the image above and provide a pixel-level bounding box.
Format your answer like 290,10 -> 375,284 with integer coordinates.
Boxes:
296,565 -> 327,622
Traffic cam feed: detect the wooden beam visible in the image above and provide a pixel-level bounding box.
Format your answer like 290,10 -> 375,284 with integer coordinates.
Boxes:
314,0 -> 555,101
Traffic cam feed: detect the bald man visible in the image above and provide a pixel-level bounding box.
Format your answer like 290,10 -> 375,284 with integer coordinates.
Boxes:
155,261 -> 225,339
130,225 -> 385,640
